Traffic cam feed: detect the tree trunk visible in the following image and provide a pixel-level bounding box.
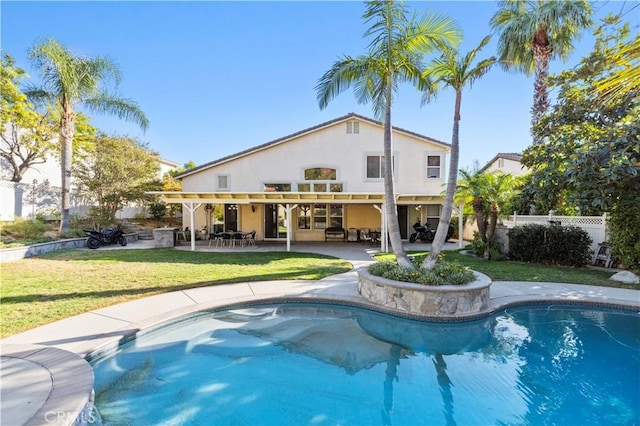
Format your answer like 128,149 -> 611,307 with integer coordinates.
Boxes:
483,201 -> 500,259
383,84 -> 412,268
422,90 -> 462,270
472,198 -> 487,243
531,32 -> 552,145
59,103 -> 76,234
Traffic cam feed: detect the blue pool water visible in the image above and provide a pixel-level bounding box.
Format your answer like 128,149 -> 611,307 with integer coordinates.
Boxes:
90,303 -> 640,425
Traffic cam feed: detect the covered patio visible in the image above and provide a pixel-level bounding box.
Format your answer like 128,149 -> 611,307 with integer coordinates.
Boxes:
149,191 -> 465,252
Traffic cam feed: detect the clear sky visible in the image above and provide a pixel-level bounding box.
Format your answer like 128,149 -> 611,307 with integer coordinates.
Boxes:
1,1 -> 637,171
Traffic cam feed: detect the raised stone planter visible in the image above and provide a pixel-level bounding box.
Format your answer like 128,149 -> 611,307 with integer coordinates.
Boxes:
357,267 -> 492,317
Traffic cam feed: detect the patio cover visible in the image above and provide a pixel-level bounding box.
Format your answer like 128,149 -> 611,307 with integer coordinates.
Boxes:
147,191 -> 463,251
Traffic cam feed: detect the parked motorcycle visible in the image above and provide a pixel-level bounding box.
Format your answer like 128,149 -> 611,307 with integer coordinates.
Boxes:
84,224 -> 127,249
409,220 -> 435,243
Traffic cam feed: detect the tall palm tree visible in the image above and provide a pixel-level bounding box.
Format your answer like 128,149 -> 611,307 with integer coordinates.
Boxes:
491,0 -> 592,145
316,0 -> 460,268
25,38 -> 148,233
420,36 -> 497,269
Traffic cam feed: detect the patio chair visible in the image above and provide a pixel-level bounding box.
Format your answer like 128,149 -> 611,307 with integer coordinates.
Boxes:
359,228 -> 372,244
242,230 -> 257,247
208,232 -> 224,248
176,227 -> 189,242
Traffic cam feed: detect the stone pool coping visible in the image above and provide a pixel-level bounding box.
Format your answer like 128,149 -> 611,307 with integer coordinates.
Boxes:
2,266 -> 639,425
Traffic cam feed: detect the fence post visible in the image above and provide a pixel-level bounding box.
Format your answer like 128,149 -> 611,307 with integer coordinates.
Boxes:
602,212 -> 608,241
513,211 -> 517,227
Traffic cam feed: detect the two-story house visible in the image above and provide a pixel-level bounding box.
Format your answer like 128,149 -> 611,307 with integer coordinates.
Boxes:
156,113 -> 451,249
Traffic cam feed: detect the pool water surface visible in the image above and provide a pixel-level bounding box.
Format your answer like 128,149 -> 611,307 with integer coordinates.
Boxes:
90,303 -> 640,425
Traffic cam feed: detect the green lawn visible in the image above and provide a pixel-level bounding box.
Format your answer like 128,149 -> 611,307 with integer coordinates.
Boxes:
2,247 -> 636,338
0,249 -> 351,337
376,250 -> 637,289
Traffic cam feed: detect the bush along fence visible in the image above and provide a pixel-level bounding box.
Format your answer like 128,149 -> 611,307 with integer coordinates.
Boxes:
508,224 -> 593,267
502,212 -> 607,254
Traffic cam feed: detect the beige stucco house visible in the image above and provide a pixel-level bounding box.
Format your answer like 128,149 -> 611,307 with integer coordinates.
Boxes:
155,113 -> 454,250
480,153 -> 528,176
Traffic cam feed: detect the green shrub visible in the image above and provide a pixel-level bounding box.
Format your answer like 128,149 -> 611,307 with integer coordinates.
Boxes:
368,261 -> 475,286
608,205 -> 640,271
469,232 -> 505,260
1,218 -> 51,240
508,224 -> 592,267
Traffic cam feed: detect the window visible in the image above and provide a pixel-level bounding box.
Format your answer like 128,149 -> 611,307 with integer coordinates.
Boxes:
426,155 -> 442,179
297,204 -> 344,230
297,204 -> 311,229
304,168 -> 336,180
346,121 -> 359,134
366,155 -> 395,179
329,205 -> 343,228
313,205 -> 327,229
298,167 -> 342,192
426,204 -> 441,229
217,175 -> 229,190
264,183 -> 291,192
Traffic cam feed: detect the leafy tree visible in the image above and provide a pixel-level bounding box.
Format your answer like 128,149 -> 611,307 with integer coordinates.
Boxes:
491,0 -> 592,145
593,22 -> 639,104
25,38 -> 148,234
522,17 -> 639,215
522,18 -> 639,268
420,36 -> 497,269
74,134 -> 160,228
316,0 -> 460,268
0,53 -> 56,182
456,168 -> 519,259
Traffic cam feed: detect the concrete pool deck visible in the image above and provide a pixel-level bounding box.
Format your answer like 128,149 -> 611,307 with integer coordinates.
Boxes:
2,240 -> 639,425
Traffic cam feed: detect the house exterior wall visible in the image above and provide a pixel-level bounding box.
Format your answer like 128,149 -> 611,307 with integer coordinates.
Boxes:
181,120 -> 448,195
485,158 -> 528,176
179,115 -> 450,241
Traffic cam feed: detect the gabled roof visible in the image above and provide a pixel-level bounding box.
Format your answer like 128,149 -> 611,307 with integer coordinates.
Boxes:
176,112 -> 450,179
480,152 -> 523,172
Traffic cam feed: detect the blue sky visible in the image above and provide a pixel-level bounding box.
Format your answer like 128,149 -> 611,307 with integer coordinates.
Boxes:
1,1 -> 637,170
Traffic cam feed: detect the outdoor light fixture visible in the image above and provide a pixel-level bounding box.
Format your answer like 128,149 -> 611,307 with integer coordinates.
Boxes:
251,205 -> 256,213
205,204 -> 212,212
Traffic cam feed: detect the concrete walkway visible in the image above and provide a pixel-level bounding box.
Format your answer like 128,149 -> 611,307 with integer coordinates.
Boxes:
1,240 -> 639,425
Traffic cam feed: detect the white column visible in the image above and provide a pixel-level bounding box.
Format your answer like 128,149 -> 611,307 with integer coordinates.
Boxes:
458,202 -> 464,249
183,202 -> 202,251
286,204 -> 297,252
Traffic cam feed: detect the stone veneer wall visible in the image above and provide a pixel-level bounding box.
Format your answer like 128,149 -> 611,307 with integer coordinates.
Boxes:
357,267 -> 492,317
0,234 -> 138,263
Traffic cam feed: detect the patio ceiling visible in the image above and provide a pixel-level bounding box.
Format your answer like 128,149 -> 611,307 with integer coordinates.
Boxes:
148,191 -> 442,205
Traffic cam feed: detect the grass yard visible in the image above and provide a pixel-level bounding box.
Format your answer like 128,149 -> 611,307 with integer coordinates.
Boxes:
0,249 -> 351,337
376,251 -> 637,289
2,247 -> 637,338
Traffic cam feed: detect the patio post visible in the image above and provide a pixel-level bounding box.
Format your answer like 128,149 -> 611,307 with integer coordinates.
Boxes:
183,202 -> 202,251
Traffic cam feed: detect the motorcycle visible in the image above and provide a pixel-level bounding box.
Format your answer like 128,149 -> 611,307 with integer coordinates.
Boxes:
409,220 -> 435,243
84,224 -> 127,249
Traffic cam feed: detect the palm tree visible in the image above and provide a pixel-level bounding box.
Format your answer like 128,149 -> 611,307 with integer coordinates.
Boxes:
25,38 -> 148,233
457,169 -> 518,259
491,0 -> 592,145
316,0 -> 460,268
420,36 -> 497,269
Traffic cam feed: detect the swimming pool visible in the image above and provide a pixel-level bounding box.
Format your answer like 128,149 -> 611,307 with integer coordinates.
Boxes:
90,303 -> 639,425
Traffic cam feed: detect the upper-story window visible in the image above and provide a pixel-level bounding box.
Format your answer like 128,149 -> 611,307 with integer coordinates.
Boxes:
426,154 -> 443,179
366,154 -> 396,179
304,167 -> 336,180
297,167 -> 343,192
346,121 -> 360,134
217,175 -> 230,190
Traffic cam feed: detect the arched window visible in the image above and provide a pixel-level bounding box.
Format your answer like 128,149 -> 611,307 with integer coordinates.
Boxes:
304,167 -> 336,180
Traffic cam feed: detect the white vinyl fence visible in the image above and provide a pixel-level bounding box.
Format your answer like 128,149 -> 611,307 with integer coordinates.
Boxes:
502,211 -> 608,253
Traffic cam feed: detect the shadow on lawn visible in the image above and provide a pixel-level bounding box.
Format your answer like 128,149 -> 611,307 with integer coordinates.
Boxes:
1,269 -> 350,305
39,248 -> 345,266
